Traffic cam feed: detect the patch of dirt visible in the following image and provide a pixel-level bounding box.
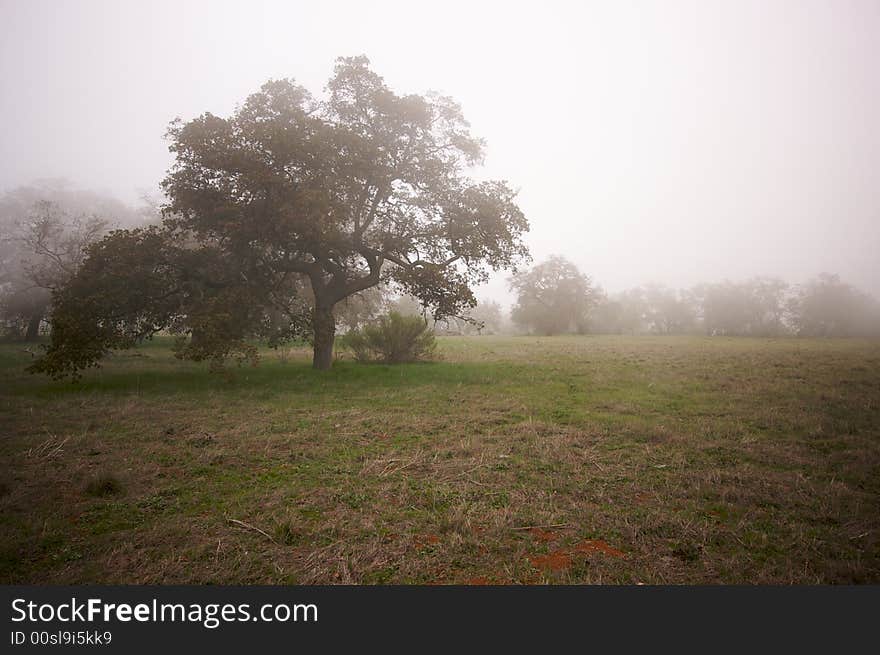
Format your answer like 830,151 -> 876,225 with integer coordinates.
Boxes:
414,534 -> 440,550
572,539 -> 625,558
465,576 -> 491,585
529,528 -> 560,543
529,550 -> 572,571
529,539 -> 625,573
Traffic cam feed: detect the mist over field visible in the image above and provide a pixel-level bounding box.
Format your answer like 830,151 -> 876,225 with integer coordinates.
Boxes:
1,0 -> 878,301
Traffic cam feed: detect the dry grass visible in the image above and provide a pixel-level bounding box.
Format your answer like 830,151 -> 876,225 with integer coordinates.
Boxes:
0,335 -> 878,583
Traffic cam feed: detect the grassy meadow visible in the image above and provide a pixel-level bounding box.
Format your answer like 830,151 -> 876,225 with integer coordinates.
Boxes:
1,335 -> 879,584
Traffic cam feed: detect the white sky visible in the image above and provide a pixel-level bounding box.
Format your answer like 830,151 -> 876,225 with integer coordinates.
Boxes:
1,0 -> 878,303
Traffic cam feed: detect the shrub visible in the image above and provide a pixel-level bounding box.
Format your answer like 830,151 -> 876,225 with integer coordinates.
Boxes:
342,312 -> 436,364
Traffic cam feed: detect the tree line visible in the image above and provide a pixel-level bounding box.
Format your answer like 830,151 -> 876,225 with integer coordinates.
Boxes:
508,255 -> 880,338
4,189 -> 877,362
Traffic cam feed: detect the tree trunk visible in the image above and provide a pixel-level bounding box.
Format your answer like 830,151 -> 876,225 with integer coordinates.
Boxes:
312,304 -> 336,370
25,314 -> 42,342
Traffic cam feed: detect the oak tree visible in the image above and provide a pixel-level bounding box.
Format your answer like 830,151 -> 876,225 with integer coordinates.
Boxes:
32,57 -> 529,376
509,256 -> 595,335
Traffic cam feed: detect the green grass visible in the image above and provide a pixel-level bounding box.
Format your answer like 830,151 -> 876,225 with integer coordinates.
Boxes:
1,335 -> 878,584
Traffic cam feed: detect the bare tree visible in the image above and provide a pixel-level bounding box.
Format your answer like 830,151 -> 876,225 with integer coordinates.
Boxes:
1,199 -> 108,340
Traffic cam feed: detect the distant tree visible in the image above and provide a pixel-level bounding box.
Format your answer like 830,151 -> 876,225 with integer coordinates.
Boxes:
467,298 -> 504,335
434,297 -> 504,335
335,285 -> 388,333
747,277 -> 789,335
588,279 -> 788,336
384,293 -> 426,319
789,273 -> 880,337
0,191 -> 118,340
696,282 -> 738,335
0,180 -> 145,229
587,289 -> 625,334
31,57 -> 529,377
697,277 -> 789,336
615,287 -> 649,334
509,256 -> 596,335
641,284 -> 698,335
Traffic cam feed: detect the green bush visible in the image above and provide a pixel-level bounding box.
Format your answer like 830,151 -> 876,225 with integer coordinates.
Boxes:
342,312 -> 436,364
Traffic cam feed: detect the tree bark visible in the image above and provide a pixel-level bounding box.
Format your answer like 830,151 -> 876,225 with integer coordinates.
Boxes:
25,314 -> 42,342
312,303 -> 336,370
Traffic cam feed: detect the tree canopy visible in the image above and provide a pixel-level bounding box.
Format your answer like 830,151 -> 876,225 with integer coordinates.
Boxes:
509,255 -> 596,335
31,56 -> 529,377
790,273 -> 880,337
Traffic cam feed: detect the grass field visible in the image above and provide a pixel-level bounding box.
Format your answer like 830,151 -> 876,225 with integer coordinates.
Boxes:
1,335 -> 879,584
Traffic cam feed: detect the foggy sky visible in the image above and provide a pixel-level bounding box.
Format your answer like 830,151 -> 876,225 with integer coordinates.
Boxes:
1,0 -> 878,302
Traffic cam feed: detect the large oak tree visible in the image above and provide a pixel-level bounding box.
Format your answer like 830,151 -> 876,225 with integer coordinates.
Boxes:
32,57 -> 529,376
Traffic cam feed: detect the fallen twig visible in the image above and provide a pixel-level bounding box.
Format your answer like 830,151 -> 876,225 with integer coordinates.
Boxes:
511,523 -> 575,532
226,517 -> 276,543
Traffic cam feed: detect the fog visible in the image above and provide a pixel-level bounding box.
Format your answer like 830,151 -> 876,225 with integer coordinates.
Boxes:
1,0 -> 878,302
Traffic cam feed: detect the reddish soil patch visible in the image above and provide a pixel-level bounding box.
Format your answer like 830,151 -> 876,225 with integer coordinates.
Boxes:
572,539 -> 625,558
465,576 -> 491,585
415,534 -> 441,550
529,550 -> 572,571
529,528 -> 559,543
